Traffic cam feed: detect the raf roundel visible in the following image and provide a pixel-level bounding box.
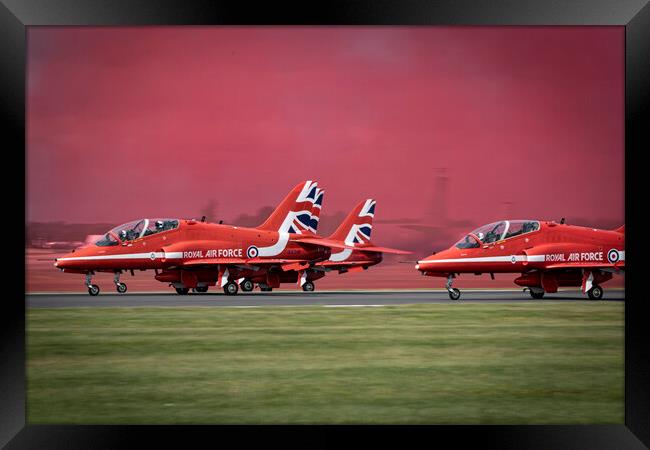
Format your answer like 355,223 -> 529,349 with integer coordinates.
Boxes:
607,249 -> 620,264
246,245 -> 259,259
150,252 -> 156,260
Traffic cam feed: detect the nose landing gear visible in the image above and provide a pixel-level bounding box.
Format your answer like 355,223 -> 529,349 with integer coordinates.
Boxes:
446,275 -> 461,300
88,284 -> 100,296
85,272 -> 100,296
302,281 -> 315,292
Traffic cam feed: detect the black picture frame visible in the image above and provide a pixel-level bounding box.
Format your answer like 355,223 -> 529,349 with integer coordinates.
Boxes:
4,1 -> 648,448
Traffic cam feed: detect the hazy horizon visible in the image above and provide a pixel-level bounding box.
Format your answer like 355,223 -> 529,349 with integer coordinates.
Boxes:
27,27 -> 624,234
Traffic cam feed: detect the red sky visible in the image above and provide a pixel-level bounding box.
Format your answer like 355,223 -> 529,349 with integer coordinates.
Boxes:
27,26 -> 624,231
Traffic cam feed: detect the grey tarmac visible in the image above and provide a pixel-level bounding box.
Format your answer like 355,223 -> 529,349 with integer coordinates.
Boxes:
26,289 -> 625,308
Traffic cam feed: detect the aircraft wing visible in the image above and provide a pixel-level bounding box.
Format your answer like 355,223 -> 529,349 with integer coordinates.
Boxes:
180,258 -> 296,267
292,237 -> 355,250
317,260 -> 371,267
353,245 -> 412,255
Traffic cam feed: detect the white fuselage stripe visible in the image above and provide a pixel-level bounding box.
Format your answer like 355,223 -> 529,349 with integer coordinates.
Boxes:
57,252 -> 183,261
417,252 -> 625,265
257,232 -> 290,257
417,255 -> 541,265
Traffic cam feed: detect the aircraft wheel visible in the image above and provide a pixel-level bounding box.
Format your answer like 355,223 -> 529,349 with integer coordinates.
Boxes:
588,285 -> 603,300
240,279 -> 254,292
448,288 -> 461,300
175,287 -> 189,295
88,284 -> 100,296
529,290 -> 544,299
302,281 -> 315,292
224,282 -> 239,295
195,286 -> 209,293
116,282 -> 127,294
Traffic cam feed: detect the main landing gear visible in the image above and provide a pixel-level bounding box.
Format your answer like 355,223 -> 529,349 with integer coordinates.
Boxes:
302,281 -> 315,292
175,287 -> 189,295
191,286 -> 209,293
523,286 -> 604,300
223,281 -> 239,295
587,284 -> 604,300
114,272 -> 127,294
85,272 -> 100,296
259,284 -> 273,292
239,279 -> 254,292
446,275 -> 461,300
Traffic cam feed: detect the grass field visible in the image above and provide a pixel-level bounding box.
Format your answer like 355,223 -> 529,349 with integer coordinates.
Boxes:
27,302 -> 624,424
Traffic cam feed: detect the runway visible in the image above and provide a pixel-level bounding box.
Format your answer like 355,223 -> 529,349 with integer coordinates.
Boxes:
26,289 -> 625,308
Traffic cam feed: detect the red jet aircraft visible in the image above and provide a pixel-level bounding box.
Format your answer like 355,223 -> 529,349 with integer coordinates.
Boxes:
236,186 -> 326,292
415,220 -> 625,300
54,181 -> 354,295
313,199 -> 410,274
236,198 -> 410,292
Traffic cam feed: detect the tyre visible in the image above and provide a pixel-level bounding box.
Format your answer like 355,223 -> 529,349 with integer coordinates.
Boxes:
88,284 -> 100,296
195,286 -> 209,293
448,288 -> 461,300
116,282 -> 127,294
588,285 -> 603,300
529,290 -> 544,299
223,282 -> 239,295
302,281 -> 315,292
175,287 -> 189,295
240,279 -> 254,292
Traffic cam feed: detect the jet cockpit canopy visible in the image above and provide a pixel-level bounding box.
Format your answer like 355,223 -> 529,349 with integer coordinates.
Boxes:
95,218 -> 179,246
454,220 -> 540,249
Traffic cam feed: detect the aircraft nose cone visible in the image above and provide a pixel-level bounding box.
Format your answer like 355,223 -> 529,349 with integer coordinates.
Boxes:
54,253 -> 75,270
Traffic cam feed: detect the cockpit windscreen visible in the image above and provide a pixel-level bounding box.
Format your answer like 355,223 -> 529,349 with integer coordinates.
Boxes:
454,220 -> 540,249
95,218 -> 179,245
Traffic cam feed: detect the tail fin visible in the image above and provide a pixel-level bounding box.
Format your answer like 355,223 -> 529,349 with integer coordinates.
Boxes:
328,199 -> 375,245
307,188 -> 324,233
257,181 -> 321,234
613,224 -> 625,234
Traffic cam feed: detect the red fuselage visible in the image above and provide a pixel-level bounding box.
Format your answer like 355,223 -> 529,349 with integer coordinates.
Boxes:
416,220 -> 624,293
55,220 -> 329,276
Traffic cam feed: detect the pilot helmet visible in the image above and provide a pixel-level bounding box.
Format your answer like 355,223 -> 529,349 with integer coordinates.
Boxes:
477,232 -> 484,240
155,220 -> 164,229
119,230 -> 127,239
